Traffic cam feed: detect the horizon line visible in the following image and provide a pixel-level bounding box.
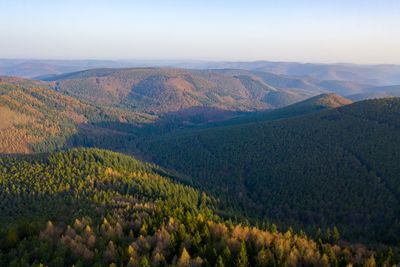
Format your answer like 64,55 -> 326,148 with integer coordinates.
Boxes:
1,57 -> 399,67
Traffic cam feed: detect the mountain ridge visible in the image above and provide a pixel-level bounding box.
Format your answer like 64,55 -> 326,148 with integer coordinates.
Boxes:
0,78 -> 154,154
138,97 -> 400,244
44,67 -> 320,113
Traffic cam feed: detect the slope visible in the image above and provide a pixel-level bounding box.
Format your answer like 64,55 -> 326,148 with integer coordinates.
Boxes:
44,68 -> 322,114
178,93 -> 352,134
0,148 -> 387,266
192,61 -> 400,85
317,80 -> 370,95
0,77 -> 154,154
139,98 -> 400,245
348,85 -> 400,101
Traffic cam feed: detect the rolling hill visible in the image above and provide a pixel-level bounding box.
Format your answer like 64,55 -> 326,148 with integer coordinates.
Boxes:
3,58 -> 400,86
191,93 -> 352,129
317,80 -> 370,95
44,68 -> 324,114
252,63 -> 400,85
347,85 -> 400,101
0,77 -> 154,154
0,59 -> 132,78
188,61 -> 400,85
44,66 -> 400,115
0,75 -> 348,155
2,59 -> 400,99
138,97 -> 400,245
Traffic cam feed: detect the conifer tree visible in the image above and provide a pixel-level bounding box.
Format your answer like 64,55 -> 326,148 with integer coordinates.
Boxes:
139,256 -> 151,267
215,256 -> 225,267
177,248 -> 191,267
236,241 -> 249,267
332,226 -> 340,244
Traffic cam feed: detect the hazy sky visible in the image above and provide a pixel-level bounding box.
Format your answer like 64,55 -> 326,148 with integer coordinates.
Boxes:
1,0 -> 399,64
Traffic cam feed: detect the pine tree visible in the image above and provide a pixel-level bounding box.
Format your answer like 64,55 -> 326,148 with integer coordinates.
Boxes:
325,228 -> 331,243
256,248 -> 269,267
236,241 -> 249,267
215,256 -> 225,267
200,192 -> 207,209
177,248 -> 191,267
139,256 -> 151,267
332,226 -> 340,244
365,256 -> 376,267
222,246 -> 231,265
271,224 -> 278,233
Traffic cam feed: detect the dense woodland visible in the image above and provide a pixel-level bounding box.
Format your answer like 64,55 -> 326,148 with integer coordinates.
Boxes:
0,149 -> 395,266
138,98 -> 400,246
46,68 -> 321,113
0,79 -> 155,154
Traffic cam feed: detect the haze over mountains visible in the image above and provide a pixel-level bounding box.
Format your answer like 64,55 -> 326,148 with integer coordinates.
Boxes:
2,58 -> 400,104
2,58 -> 400,86
44,68 -> 322,113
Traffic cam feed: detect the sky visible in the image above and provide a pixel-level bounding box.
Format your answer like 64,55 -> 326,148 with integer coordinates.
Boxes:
0,0 -> 399,64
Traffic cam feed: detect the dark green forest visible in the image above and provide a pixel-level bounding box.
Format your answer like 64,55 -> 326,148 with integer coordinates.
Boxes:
1,149 -> 390,266
138,98 -> 400,246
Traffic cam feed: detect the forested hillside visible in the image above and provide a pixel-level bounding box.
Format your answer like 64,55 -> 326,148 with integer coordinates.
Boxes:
209,93 -> 352,127
0,78 -> 154,154
45,67 -> 400,115
45,68 -> 322,113
0,148 -> 394,266
139,98 -> 400,245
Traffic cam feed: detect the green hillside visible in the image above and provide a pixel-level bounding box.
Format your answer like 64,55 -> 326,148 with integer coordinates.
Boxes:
0,76 -> 351,156
1,148 -> 388,266
139,98 -> 400,245
209,93 -> 352,127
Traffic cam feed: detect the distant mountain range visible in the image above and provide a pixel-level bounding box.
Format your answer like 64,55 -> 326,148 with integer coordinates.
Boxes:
43,68 -> 324,113
347,85 -> 400,101
1,58 -> 400,85
185,61 -> 400,85
2,59 -> 400,103
43,66 -> 400,110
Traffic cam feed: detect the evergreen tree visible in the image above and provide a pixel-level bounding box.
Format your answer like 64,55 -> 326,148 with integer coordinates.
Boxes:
212,256 -> 223,267
177,248 -> 191,267
365,256 -> 376,267
332,226 -> 340,244
139,256 -> 151,267
236,242 -> 249,267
